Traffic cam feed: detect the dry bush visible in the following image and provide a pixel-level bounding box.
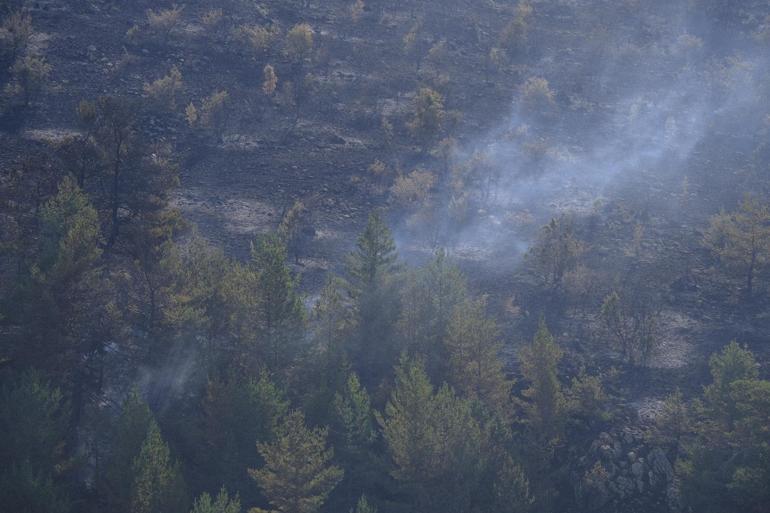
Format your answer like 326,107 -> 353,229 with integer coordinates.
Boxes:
756,15 -> 770,41
625,222 -> 645,258
186,90 -> 229,129
422,70 -> 450,91
368,159 -> 391,192
488,46 -> 507,72
278,199 -> 311,262
448,192 -> 471,225
76,99 -> 97,127
520,76 -> 556,114
707,55 -> 755,92
0,10 -> 33,62
381,115 -> 394,145
146,5 -> 184,36
285,23 -> 314,63
427,39 -> 448,66
600,290 -> 661,366
199,90 -> 229,128
453,150 -> 499,203
390,168 -> 436,206
262,64 -> 278,96
421,38 -> 451,89
113,48 -> 140,74
432,137 -> 458,171
185,102 -> 198,127
673,33 -> 703,54
402,20 -> 427,70
235,24 -> 280,56
200,8 -> 223,29
350,0 -> 365,23
7,54 -> 51,106
526,216 -> 584,291
522,139 -> 552,163
143,65 -> 183,110
277,81 -> 296,109
563,264 -> 601,307
402,20 -> 420,54
407,87 -> 445,145
703,196 -> 770,298
368,159 -> 388,178
125,24 -> 140,41
498,1 -> 532,53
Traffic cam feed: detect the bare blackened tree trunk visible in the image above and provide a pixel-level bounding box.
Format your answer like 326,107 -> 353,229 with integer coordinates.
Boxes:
107,130 -> 123,247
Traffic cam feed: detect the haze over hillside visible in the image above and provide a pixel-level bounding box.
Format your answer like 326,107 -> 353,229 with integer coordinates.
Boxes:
1,1 -> 769,513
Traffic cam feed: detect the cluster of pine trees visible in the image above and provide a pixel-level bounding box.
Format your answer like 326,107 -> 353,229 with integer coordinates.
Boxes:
2,91 -> 770,513
2,128 -> 768,512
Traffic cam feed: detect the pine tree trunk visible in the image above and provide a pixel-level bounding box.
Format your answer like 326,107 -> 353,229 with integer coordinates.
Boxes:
108,139 -> 122,247
747,249 -> 756,299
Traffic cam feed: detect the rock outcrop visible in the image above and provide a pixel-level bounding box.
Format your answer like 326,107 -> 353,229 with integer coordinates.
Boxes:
573,427 -> 678,513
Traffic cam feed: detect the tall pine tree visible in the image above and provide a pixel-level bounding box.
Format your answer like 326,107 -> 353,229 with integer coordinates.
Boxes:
101,390 -> 154,513
332,373 -> 378,505
0,371 -> 71,513
249,410 -> 343,513
517,320 -> 566,513
197,373 -> 288,507
346,212 -> 400,389
445,296 -> 512,418
519,319 -> 565,441
250,234 -> 305,378
378,357 -> 485,513
397,249 -> 467,383
129,420 -> 186,513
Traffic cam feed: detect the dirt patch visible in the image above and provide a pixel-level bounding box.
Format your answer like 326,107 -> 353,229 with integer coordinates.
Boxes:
648,310 -> 697,369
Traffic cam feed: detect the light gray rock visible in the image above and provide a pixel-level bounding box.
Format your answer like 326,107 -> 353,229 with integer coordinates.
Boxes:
648,447 -> 674,487
613,476 -> 635,499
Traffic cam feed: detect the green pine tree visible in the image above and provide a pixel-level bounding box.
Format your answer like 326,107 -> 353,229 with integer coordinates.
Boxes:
445,296 -> 512,418
249,410 -> 343,513
525,216 -> 583,292
190,487 -> 241,513
334,373 -> 376,453
250,234 -> 305,377
397,249 -> 467,382
302,275 -> 353,425
491,454 -> 534,513
348,212 -> 398,295
702,340 -> 758,429
346,212 -> 400,387
78,96 -> 180,249
703,196 -> 770,298
679,342 -> 770,513
378,357 -> 484,513
0,371 -> 71,513
159,235 -> 232,350
11,175 -> 107,392
519,319 -> 565,441
101,390 -> 154,513
35,175 -> 102,286
199,372 -> 288,506
333,373 -> 377,503
351,494 -> 377,513
517,320 -> 566,513
129,420 -> 186,513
